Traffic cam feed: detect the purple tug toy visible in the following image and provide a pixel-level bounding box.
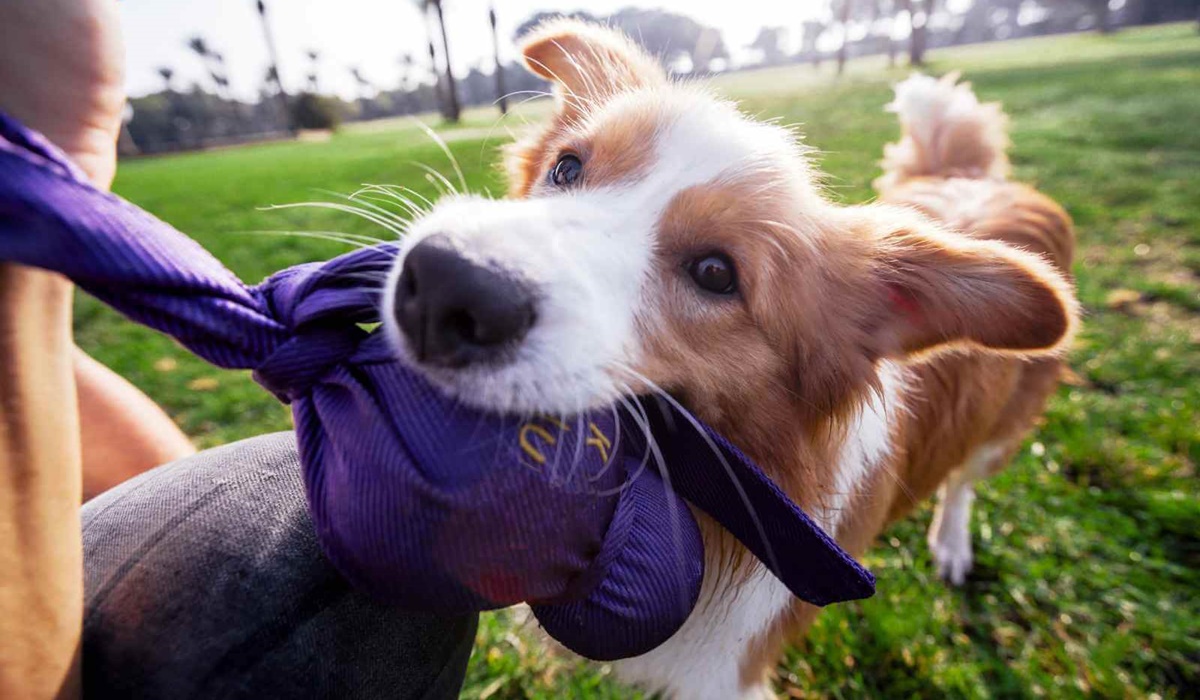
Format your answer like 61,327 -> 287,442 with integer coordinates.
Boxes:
0,111 -> 874,661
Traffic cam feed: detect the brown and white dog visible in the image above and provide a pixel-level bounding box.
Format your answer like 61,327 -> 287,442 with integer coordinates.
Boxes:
382,21 -> 1077,700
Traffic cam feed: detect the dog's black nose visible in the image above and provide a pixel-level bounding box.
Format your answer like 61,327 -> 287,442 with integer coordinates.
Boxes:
394,236 -> 535,367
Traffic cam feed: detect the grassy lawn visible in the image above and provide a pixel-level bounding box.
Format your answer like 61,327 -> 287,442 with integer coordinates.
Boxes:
91,23 -> 1199,699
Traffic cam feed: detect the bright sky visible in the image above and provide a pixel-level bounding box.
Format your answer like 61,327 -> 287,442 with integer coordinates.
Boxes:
120,0 -> 832,101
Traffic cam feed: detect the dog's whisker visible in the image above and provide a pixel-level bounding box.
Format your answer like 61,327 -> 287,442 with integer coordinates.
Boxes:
587,387 -> 653,498
497,89 -> 555,103
475,93 -> 547,167
393,185 -> 438,211
408,162 -> 459,197
584,398 -> 623,487
348,192 -> 421,224
564,409 -> 585,488
360,183 -> 437,213
412,120 -> 468,194
612,387 -> 694,616
260,201 -> 408,238
348,186 -> 432,224
311,188 -> 416,232
350,184 -> 429,221
610,362 -> 782,581
341,190 -> 420,224
239,229 -> 387,250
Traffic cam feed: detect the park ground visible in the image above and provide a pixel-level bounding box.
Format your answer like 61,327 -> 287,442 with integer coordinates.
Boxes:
88,22 -> 1198,699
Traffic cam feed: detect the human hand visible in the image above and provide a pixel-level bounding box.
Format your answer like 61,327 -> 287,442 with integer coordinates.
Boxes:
0,0 -> 125,189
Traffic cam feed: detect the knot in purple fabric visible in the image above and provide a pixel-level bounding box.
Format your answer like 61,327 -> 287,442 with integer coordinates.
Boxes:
249,252 -> 395,402
252,325 -> 362,403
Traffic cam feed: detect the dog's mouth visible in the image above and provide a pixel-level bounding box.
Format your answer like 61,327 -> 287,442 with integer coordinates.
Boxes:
402,359 -> 631,417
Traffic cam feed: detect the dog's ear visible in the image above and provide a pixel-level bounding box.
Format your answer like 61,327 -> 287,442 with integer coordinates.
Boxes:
519,19 -> 665,120
857,206 -> 1077,359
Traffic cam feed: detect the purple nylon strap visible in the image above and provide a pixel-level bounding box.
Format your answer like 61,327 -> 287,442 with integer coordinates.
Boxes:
0,111 -> 873,660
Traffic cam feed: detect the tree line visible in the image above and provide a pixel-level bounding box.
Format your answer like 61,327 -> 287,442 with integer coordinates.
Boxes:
121,0 -> 1198,155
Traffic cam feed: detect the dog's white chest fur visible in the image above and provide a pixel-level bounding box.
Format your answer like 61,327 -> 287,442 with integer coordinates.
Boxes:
613,559 -> 793,699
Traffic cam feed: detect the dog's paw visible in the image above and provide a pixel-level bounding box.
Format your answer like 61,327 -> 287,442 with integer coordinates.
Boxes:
928,529 -> 973,586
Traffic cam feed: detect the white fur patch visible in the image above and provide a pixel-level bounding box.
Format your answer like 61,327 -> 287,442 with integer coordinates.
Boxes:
892,73 -> 974,144
887,73 -> 986,156
613,559 -> 793,699
822,361 -> 903,534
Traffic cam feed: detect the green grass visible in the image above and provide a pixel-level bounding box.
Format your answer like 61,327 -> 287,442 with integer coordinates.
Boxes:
90,22 -> 1200,699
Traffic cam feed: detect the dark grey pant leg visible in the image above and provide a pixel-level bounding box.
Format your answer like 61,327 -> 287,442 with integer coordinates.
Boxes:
82,432 -> 477,700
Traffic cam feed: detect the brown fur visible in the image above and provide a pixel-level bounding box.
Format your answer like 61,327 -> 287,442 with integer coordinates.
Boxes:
740,88 -> 1077,691
509,22 -> 1078,695
880,180 -> 1075,511
505,19 -> 667,197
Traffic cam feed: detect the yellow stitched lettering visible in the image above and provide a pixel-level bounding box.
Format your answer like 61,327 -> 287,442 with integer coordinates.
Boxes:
519,423 -> 557,465
586,422 -> 612,463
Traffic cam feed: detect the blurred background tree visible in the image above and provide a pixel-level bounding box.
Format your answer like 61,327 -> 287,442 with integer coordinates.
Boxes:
119,0 -> 1200,155
417,0 -> 460,122
156,67 -> 175,93
489,5 -> 507,115
305,49 -> 320,92
513,8 -> 729,73
749,26 -> 788,66
291,92 -> 341,130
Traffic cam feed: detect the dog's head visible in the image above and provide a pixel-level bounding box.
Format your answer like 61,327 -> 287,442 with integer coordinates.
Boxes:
382,21 -> 1075,476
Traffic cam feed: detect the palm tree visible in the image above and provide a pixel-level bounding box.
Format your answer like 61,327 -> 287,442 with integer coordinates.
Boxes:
801,20 -> 826,67
427,41 -> 443,111
835,0 -> 853,75
157,67 -> 175,93
489,5 -> 507,115
1091,0 -> 1114,32
187,36 -> 227,97
253,0 -> 294,133
398,52 -> 414,91
749,27 -> 786,66
902,0 -> 935,66
306,49 -> 320,92
350,66 -> 374,100
186,36 -> 209,62
211,51 -> 232,98
858,0 -> 901,67
415,0 -> 460,122
397,53 -> 418,113
351,66 -> 381,119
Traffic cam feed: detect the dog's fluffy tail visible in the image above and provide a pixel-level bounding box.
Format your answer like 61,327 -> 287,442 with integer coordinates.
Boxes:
874,72 -> 1011,193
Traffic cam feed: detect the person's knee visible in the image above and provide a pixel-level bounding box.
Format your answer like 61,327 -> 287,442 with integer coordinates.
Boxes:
82,433 -> 477,699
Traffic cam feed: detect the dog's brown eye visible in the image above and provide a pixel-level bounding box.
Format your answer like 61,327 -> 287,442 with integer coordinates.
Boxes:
688,254 -> 736,295
550,154 -> 583,187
